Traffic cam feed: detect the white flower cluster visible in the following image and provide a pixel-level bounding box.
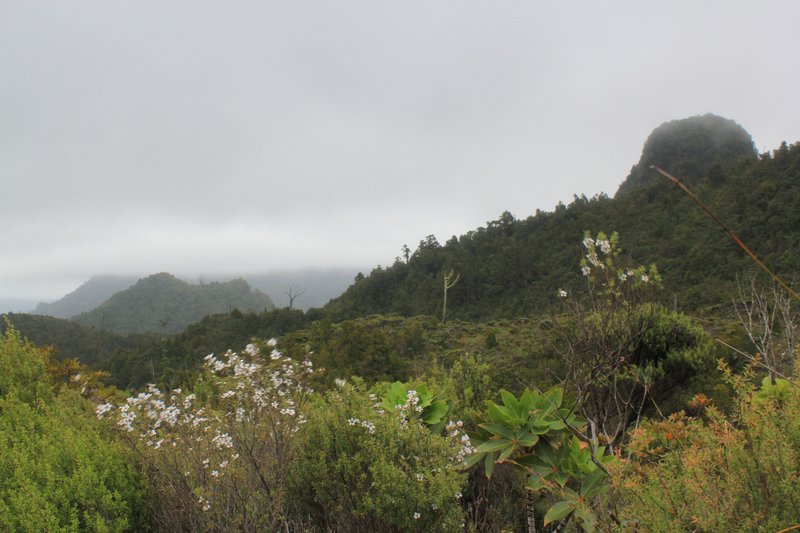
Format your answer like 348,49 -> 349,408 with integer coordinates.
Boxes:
98,339 -> 315,514
579,231 -> 659,295
347,416 -> 376,434
203,344 -> 313,432
393,389 -> 425,426
445,420 -> 475,464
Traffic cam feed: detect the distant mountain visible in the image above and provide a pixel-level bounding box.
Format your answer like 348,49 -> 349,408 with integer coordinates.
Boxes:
72,273 -> 275,335
33,275 -> 139,319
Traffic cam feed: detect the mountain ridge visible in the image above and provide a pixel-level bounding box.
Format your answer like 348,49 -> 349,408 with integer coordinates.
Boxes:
71,273 -> 275,335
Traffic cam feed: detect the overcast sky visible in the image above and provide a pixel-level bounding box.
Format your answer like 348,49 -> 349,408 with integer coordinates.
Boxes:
2,1 -> 800,303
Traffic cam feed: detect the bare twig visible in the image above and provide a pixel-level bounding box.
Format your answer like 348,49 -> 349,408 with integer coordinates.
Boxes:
651,165 -> 800,302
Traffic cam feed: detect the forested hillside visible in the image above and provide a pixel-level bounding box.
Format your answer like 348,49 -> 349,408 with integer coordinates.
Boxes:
72,273 -> 275,335
0,313 -> 155,366
325,115 -> 799,321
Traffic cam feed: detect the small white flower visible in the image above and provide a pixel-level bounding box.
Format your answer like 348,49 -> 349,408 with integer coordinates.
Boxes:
334,378 -> 346,388
413,512 -> 421,520
558,289 -> 567,298
95,403 -> 114,418
198,497 -> 211,512
581,265 -> 591,276
244,343 -> 259,356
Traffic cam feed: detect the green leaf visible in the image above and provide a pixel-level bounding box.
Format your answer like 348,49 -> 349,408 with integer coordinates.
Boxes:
475,438 -> 512,453
553,471 -> 569,486
488,402 -> 512,425
500,390 -> 521,416
580,468 -> 608,498
380,381 -> 407,410
497,443 -> 516,463
518,388 -> 535,413
543,500 -> 573,525
545,387 -> 563,410
461,452 -> 484,469
421,400 -> 448,425
516,433 -> 540,447
514,453 -> 542,469
484,450 -> 497,478
533,443 -> 558,465
526,473 -> 546,491
479,422 -> 516,440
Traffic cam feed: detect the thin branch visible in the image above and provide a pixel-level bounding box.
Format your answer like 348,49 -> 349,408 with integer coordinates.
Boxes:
651,165 -> 800,302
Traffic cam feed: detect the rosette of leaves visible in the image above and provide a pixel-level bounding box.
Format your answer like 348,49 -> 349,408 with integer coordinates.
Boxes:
380,381 -> 451,431
519,435 -> 613,530
464,387 -> 612,532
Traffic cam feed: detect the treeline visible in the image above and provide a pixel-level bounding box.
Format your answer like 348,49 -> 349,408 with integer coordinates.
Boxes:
0,313 -> 156,366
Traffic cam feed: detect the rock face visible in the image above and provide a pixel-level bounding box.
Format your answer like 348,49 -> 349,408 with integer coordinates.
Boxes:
615,114 -> 756,197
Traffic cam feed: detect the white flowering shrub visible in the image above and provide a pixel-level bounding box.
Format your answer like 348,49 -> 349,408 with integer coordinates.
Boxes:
579,230 -> 661,307
99,339 -> 314,531
289,378 -> 469,531
552,231 -> 709,451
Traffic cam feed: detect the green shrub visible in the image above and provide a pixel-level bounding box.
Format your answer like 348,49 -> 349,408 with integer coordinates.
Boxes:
290,379 -> 468,531
0,327 -> 148,532
0,324 -> 52,405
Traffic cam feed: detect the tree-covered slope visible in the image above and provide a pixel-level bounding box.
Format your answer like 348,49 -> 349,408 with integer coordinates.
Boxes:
0,313 -> 155,366
324,117 -> 798,321
102,307 -> 310,390
72,273 -> 276,335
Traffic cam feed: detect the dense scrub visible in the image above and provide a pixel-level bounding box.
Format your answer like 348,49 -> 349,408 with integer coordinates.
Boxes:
0,327 -> 148,532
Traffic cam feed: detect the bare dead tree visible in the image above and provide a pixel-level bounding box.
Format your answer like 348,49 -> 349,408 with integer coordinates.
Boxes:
442,269 -> 459,323
733,274 -> 798,382
284,285 -> 305,310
